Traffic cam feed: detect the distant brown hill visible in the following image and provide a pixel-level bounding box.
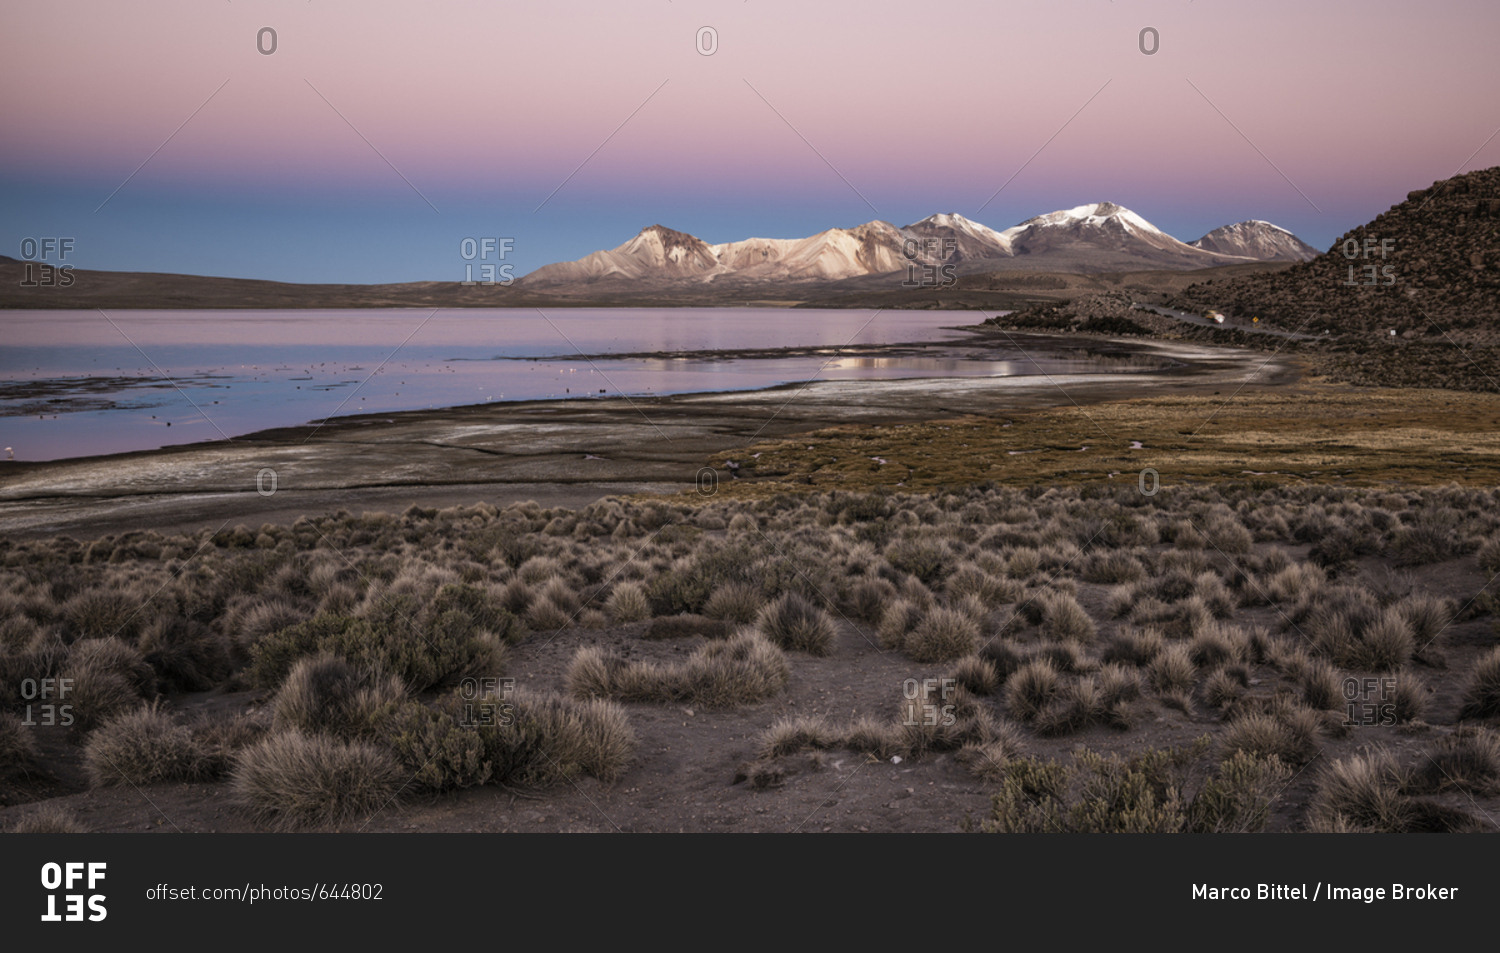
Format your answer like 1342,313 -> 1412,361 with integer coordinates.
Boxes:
1170,166 -> 1500,342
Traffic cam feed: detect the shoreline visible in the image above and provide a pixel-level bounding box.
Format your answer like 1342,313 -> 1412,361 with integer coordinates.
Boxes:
0,333 -> 1291,539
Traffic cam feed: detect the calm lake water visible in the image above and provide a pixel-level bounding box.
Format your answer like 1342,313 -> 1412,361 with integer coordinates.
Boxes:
0,308 -> 1142,461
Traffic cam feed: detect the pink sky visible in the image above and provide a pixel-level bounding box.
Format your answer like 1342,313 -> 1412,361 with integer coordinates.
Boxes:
2,0 -> 1497,279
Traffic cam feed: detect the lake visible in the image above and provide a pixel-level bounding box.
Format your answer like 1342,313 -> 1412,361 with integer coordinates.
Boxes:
0,308 -> 1149,461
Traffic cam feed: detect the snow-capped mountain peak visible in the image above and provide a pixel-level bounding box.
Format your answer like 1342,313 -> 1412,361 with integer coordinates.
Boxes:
1190,220 -> 1319,262
902,212 -> 1015,259
1011,202 -> 1164,236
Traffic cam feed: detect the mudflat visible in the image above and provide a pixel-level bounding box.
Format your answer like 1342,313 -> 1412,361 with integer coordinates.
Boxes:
0,334 -> 1285,538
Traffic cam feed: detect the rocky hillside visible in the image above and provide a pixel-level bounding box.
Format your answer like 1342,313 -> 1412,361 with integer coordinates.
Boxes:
1170,166 -> 1500,342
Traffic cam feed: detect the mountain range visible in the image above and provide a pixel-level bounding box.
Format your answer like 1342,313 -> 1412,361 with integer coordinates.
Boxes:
518,203 -> 1318,288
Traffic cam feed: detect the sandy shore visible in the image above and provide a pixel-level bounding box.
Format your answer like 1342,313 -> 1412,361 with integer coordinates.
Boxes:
0,335 -> 1296,538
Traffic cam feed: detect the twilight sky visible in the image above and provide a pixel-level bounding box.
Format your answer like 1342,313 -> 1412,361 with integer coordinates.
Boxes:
2,0 -> 1497,282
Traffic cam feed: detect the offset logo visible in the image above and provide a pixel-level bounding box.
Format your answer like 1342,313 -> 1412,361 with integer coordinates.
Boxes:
459,238 -> 516,286
17,238 -> 76,288
40,862 -> 107,922
20,678 -> 73,727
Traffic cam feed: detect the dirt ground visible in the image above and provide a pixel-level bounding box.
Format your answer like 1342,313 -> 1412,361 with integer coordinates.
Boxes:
4,535 -> 1494,835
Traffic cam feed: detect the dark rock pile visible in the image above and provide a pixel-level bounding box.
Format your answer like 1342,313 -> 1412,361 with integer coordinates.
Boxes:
1168,166 -> 1500,343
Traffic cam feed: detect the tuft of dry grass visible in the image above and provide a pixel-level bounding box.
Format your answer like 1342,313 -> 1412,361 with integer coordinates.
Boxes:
484,691 -> 637,785
703,581 -> 764,625
759,715 -> 840,759
1101,627 -> 1164,668
1201,667 -> 1247,714
272,654 -> 407,738
955,721 -> 1028,782
1458,646 -> 1500,721
1189,624 -> 1246,669
84,702 -> 211,786
1005,658 -> 1061,723
841,715 -> 906,760
1410,727 -> 1500,794
567,631 -> 790,708
9,803 -> 89,834
1390,671 -> 1428,724
903,606 -> 981,663
1038,591 -> 1096,643
1034,676 -> 1105,737
1147,643 -> 1196,695
1,711 -> 40,772
1306,750 -> 1413,833
525,596 -> 575,633
1300,658 -> 1344,712
232,730 -> 405,830
948,655 -> 1001,696
755,592 -> 837,656
604,581 -> 651,623
61,638 -> 155,731
1220,702 -> 1322,767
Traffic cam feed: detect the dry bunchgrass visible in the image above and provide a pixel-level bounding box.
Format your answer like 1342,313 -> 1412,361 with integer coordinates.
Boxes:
1458,646 -> 1500,721
1081,551 -> 1146,585
61,638 -> 155,731
9,803 -> 89,834
900,688 -> 1004,757
1034,676 -> 1105,736
272,655 -> 407,738
1189,624 -> 1247,669
567,631 -> 790,708
1476,536 -> 1500,575
1005,658 -> 1061,723
1193,573 -> 1237,618
948,655 -> 1001,695
842,715 -> 906,760
759,715 -> 841,759
877,598 -> 924,651
489,691 -> 637,785
1390,671 -> 1428,724
1264,563 -> 1326,604
1306,750 -> 1413,833
903,606 -> 981,663
191,710 -> 270,778
226,596 -> 309,650
1410,727 -> 1500,794
1221,702 -> 1322,767
1355,609 -> 1416,671
525,596 -> 574,633
1038,591 -> 1096,643
604,581 -> 650,623
1101,627 -> 1164,668
1300,658 -> 1344,711
1147,643 -> 1197,695
0,711 -> 40,773
703,581 -> 764,625
232,730 -> 404,830
84,702 -> 211,786
1202,666 -> 1248,713
756,592 -> 836,656
1398,593 -> 1452,646
955,721 -> 1028,781
946,566 -> 1022,607
846,578 -> 898,625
